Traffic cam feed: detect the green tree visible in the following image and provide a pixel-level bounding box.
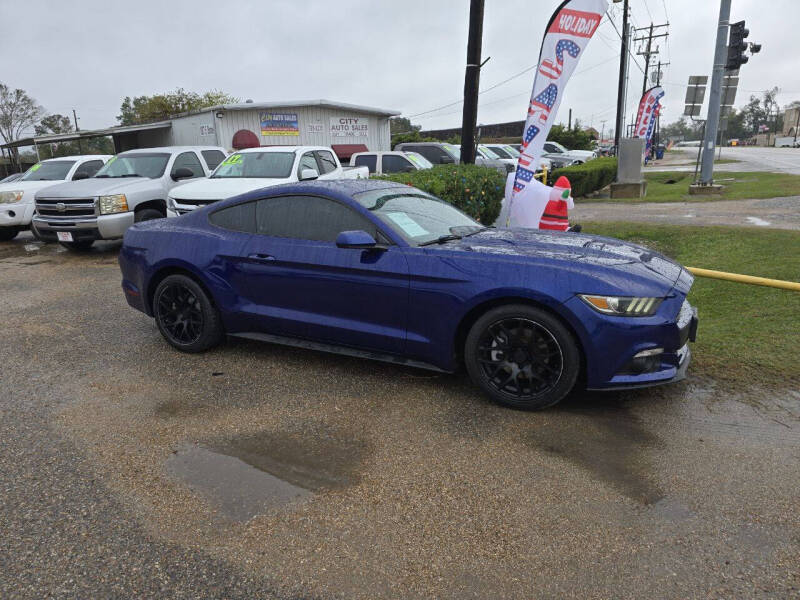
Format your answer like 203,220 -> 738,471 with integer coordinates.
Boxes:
547,122 -> 594,150
117,88 -> 240,125
390,116 -> 421,135
34,113 -> 78,159
0,83 -> 46,168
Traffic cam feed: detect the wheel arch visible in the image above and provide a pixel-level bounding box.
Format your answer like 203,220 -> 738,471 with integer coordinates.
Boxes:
146,262 -> 219,316
453,294 -> 588,379
135,199 -> 166,216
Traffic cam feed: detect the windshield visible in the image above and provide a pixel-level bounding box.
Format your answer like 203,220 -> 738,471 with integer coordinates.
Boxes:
549,141 -> 568,153
442,143 -> 461,160
503,145 -> 521,158
479,146 -> 501,159
486,146 -> 513,159
95,153 -> 170,179
405,152 -> 433,169
211,151 -> 295,178
354,188 -> 481,246
21,160 -> 76,181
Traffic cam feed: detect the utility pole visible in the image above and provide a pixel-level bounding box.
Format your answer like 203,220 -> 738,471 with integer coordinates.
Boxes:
459,0 -> 485,165
568,108 -> 572,129
600,119 -> 607,143
73,109 -> 83,154
634,23 -> 669,95
613,0 -> 629,150
699,0 -> 731,185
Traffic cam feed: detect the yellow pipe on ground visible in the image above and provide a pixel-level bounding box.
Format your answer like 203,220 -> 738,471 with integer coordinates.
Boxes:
686,267 -> 800,291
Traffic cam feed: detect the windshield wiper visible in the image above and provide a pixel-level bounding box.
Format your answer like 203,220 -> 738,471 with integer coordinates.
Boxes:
418,234 -> 463,246
113,174 -> 141,178
95,174 -> 109,178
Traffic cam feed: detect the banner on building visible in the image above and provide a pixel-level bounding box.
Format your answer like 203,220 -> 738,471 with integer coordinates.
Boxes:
505,0 -> 607,227
260,112 -> 299,136
634,86 -> 665,152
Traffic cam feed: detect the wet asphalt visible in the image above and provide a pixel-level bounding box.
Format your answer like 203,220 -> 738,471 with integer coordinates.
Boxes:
1,231 -> 798,599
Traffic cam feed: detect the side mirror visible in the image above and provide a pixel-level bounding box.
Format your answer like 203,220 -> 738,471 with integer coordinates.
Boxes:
299,168 -> 319,181
172,167 -> 195,181
73,170 -> 90,181
336,230 -> 384,250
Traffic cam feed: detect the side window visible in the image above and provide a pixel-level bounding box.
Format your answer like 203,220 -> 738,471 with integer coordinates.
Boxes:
74,160 -> 104,179
315,151 -> 338,174
411,146 -> 449,164
201,150 -> 226,170
171,151 -> 205,178
208,201 -> 256,233
382,155 -> 414,173
296,152 -> 319,178
354,154 -> 377,173
256,195 -> 376,242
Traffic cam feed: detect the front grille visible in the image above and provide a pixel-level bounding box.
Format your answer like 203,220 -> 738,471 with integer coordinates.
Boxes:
174,198 -> 220,206
36,197 -> 96,217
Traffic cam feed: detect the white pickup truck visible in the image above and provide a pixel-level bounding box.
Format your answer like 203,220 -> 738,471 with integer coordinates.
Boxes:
167,146 -> 369,216
0,155 -> 112,241
33,146 -> 226,249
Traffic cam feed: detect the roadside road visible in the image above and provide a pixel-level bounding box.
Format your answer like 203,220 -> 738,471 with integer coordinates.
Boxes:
648,146 -> 800,174
574,195 -> 800,230
2,233 -> 799,599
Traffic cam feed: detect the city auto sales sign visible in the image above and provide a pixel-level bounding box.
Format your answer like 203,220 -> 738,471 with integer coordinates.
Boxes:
330,117 -> 368,137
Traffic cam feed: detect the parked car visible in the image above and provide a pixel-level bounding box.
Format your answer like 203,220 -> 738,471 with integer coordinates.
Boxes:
32,146 -> 226,249
1,172 -> 23,183
167,146 -> 368,217
507,143 -> 575,169
0,155 -> 112,242
119,179 -> 697,411
394,142 -> 512,175
543,141 -> 596,164
350,150 -> 432,175
479,144 -> 552,172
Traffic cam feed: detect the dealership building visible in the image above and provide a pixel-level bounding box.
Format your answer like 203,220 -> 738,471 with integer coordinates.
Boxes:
1,100 -> 400,164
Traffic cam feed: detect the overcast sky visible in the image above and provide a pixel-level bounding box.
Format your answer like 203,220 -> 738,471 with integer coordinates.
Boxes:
1,0 -> 798,139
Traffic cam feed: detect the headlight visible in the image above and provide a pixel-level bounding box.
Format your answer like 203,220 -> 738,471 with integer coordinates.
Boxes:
579,295 -> 663,317
0,190 -> 24,204
99,194 -> 128,214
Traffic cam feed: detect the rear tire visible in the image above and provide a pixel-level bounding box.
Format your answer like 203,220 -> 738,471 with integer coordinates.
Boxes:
59,239 -> 94,251
0,226 -> 19,241
153,274 -> 224,353
135,208 -> 164,223
464,304 -> 580,410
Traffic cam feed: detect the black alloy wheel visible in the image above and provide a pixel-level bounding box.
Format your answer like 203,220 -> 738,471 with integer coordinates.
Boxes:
465,304 -> 580,410
153,274 -> 224,352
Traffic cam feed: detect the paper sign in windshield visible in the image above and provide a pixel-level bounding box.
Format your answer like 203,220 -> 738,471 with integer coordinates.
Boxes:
386,212 -> 428,237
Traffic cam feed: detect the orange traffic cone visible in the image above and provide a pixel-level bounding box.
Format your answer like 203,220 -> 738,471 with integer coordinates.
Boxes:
538,176 -> 573,231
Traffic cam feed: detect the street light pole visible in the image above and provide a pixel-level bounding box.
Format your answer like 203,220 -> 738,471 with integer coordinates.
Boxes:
459,0 -> 485,165
699,0 -> 732,185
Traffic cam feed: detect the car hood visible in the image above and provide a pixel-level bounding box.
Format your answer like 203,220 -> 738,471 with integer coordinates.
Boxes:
34,177 -> 158,198
567,150 -> 595,158
444,228 -> 686,288
0,180 -> 69,200
170,177 -> 292,201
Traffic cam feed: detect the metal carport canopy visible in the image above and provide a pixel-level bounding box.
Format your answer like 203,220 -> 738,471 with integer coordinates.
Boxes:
0,120 -> 172,149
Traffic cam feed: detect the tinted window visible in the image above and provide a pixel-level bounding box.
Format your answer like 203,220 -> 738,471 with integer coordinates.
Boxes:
95,153 -> 170,179
405,145 -> 452,164
171,152 -> 205,178
21,160 -> 76,181
297,152 -> 318,178
256,195 -> 375,242
382,155 -> 414,173
486,146 -> 512,159
315,150 -> 338,174
201,150 -> 226,170
208,201 -> 256,233
74,160 -> 104,179
354,154 -> 377,173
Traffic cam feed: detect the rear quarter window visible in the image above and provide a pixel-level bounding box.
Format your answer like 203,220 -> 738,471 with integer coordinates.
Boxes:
208,201 -> 256,233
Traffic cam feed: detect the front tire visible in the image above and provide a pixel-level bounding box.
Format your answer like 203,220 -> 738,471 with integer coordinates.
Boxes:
153,274 -> 224,353
135,208 -> 164,223
464,304 -> 580,410
0,226 -> 19,241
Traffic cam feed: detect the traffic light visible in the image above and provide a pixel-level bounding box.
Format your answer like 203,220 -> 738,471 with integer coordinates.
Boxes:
726,20 -> 750,70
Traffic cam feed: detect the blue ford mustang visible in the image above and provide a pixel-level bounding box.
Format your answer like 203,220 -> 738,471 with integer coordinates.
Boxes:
119,179 -> 697,410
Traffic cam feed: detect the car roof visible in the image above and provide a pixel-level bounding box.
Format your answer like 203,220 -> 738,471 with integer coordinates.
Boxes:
41,155 -> 113,162
234,146 -> 329,154
118,146 -> 226,155
395,142 -> 445,147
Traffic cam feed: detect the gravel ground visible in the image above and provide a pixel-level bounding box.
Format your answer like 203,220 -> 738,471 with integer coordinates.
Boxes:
1,232 -> 799,599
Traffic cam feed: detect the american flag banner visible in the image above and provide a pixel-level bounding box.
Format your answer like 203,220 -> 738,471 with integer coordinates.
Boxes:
634,86 -> 665,156
503,0 -> 607,228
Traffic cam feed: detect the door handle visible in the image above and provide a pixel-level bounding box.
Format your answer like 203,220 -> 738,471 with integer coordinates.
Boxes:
248,253 -> 276,262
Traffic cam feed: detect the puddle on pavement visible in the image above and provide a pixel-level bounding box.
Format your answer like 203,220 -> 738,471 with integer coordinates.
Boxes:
527,392 -> 663,504
165,430 -> 369,521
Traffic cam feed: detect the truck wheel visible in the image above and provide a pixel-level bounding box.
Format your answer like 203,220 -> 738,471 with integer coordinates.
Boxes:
464,304 -> 580,410
153,274 -> 224,353
59,240 -> 94,251
135,208 -> 164,223
0,226 -> 19,241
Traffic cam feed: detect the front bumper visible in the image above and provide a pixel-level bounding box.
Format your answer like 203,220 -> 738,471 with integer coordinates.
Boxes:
32,211 -> 134,241
0,202 -> 34,228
